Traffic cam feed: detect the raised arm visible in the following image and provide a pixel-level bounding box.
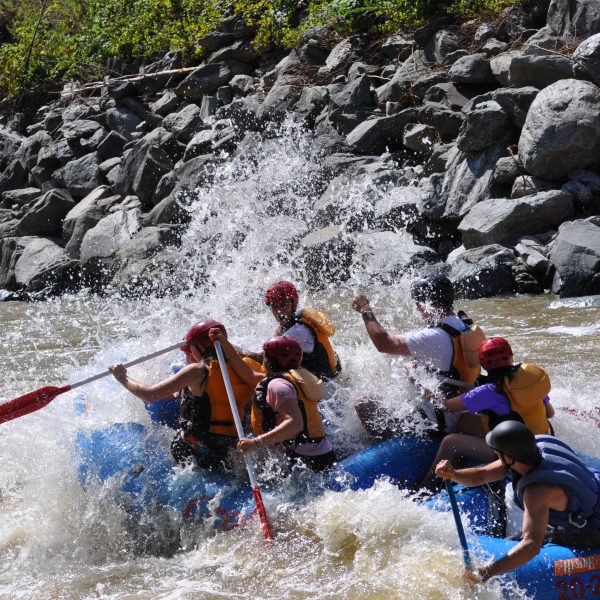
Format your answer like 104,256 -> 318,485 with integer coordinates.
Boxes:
109,362 -> 206,403
352,294 -> 411,355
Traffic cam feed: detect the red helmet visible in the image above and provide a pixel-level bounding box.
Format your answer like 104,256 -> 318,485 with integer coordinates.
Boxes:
263,336 -> 303,370
479,337 -> 513,371
264,281 -> 299,306
182,320 -> 226,352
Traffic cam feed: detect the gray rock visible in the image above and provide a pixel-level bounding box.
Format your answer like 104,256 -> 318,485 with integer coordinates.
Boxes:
0,161 -> 27,195
547,0 -> 600,39
175,60 -> 251,99
80,207 -> 143,289
132,145 -> 173,206
523,26 -> 565,54
206,39 -> 259,64
508,54 -> 574,88
548,218 -> 600,297
98,157 -> 121,175
345,119 -> 385,154
424,143 -> 455,174
463,87 -> 539,129
376,49 -> 431,104
457,100 -> 510,153
149,91 -> 181,116
518,79 -> 600,179
561,179 -> 594,206
411,72 -> 449,99
2,187 -> 41,208
373,186 -> 421,229
105,106 -> 143,140
230,74 -> 255,96
403,123 -> 437,152
15,189 -> 75,236
425,30 -> 461,66
490,51 -> 524,86
448,54 -> 496,85
423,82 -> 477,111
62,186 -> 113,257
515,241 -> 552,277
317,37 -> 361,79
96,130 -> 127,163
381,33 -> 413,60
143,190 -> 193,226
162,103 -> 205,143
61,119 -> 104,155
494,155 -> 523,184
418,144 -> 505,221
418,102 -> 464,141
16,130 -> 52,170
573,33 -> 600,84
257,85 -> 303,123
37,140 -> 75,170
458,189 -> 573,248
57,153 -> 104,199
511,175 -> 556,198
14,238 -> 80,295
482,38 -> 508,57
0,129 -> 23,171
449,244 -> 517,299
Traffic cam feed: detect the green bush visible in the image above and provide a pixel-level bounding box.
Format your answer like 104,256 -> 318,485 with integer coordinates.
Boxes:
0,0 -> 521,100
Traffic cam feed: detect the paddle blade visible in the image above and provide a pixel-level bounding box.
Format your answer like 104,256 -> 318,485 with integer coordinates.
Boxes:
251,485 -> 274,541
0,385 -> 71,425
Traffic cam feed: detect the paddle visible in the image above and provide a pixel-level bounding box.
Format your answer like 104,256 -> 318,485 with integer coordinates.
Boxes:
0,340 -> 184,425
214,340 -> 274,541
445,480 -> 473,570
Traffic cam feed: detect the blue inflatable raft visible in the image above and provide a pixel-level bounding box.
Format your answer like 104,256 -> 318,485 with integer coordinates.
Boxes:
76,399 -> 600,598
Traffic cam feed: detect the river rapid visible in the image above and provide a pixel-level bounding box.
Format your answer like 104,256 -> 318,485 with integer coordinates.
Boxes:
0,126 -> 599,599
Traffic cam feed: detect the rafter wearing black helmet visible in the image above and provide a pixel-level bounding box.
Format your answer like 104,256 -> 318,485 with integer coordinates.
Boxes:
436,421 -> 600,583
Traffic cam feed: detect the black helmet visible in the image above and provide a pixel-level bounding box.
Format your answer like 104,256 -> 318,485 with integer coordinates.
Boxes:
410,274 -> 454,310
485,421 -> 541,465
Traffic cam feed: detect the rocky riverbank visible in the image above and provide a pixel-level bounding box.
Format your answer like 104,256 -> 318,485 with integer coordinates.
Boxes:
0,0 -> 599,302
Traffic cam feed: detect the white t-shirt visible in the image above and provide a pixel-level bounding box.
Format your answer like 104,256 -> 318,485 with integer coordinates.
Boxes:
404,315 -> 468,372
281,322 -> 315,354
404,315 -> 469,433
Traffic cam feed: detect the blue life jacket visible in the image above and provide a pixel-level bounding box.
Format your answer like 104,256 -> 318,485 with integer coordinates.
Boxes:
512,436 -> 600,534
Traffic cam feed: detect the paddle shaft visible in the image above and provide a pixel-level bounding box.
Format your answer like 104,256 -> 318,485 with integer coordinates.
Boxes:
445,480 -> 473,570
69,340 -> 185,390
214,340 -> 273,540
0,340 -> 184,424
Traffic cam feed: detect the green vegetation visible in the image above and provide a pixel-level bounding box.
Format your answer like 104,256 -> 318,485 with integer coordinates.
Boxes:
0,0 -> 520,100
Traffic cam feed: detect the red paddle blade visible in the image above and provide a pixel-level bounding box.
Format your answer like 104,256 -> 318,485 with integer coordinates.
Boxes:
0,385 -> 71,425
251,485 -> 274,541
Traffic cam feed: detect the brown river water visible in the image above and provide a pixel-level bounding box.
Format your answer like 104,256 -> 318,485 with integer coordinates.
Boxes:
0,291 -> 598,600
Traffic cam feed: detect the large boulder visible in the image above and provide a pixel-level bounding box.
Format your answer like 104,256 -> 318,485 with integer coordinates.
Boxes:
62,186 -> 113,258
14,238 -> 80,295
458,189 -> 573,248
15,189 -> 75,237
418,145 -> 505,221
449,244 -> 517,298
573,33 -> 600,84
547,0 -> 600,39
507,55 -> 574,88
56,153 -> 104,199
80,207 -> 142,289
518,79 -> 600,180
548,218 -> 600,297
175,61 -> 251,99
376,50 -> 431,104
456,100 -> 510,153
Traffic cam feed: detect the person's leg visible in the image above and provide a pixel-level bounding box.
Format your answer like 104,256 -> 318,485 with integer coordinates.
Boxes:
355,394 -> 398,439
458,412 -> 485,437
